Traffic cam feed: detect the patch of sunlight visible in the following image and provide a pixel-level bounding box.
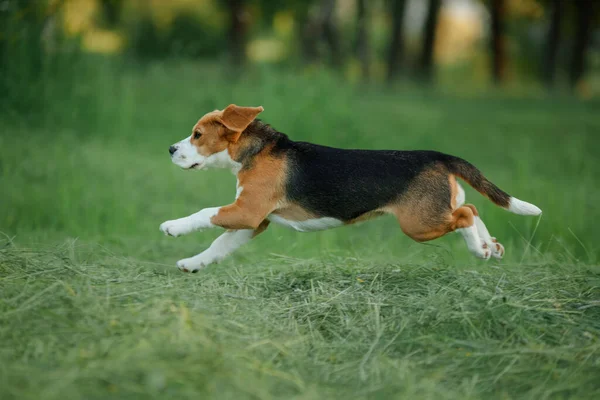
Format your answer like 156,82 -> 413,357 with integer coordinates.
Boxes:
83,29 -> 125,54
507,0 -> 544,19
62,0 -> 98,35
435,6 -> 482,65
273,11 -> 294,38
140,0 -> 224,31
247,38 -> 287,63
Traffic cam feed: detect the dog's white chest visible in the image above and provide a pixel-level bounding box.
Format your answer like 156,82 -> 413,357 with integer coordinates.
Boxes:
267,214 -> 343,232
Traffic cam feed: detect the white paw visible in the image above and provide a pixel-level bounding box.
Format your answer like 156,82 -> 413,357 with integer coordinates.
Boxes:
160,219 -> 191,237
473,243 -> 492,260
490,238 -> 505,259
176,257 -> 205,273
176,250 -> 221,273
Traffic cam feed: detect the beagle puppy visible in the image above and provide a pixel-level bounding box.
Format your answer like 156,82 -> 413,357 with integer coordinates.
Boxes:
161,105 -> 541,272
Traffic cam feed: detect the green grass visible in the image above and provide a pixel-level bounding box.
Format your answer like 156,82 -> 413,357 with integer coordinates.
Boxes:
1,60 -> 600,399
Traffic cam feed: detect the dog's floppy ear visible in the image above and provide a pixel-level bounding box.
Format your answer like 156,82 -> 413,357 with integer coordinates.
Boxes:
220,104 -> 264,142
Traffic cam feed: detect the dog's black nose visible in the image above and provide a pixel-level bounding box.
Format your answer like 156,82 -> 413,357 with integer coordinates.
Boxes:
169,146 -> 177,155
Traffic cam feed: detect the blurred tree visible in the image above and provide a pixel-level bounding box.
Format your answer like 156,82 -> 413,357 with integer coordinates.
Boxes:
228,0 -> 247,65
569,0 -> 594,88
1,1 -> 44,106
321,0 -> 342,68
255,0 -> 282,23
99,0 -> 123,28
543,0 -> 562,88
253,0 -> 312,65
355,0 -> 370,81
490,0 -> 507,84
126,2 -> 227,61
299,3 -> 320,64
0,0 -> 70,113
298,0 -> 342,68
386,0 -> 407,82
419,0 -> 441,82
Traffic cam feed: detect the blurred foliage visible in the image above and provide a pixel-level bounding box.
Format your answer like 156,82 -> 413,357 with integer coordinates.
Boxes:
0,0 -> 598,107
121,0 -> 227,60
0,0 -> 47,110
126,12 -> 227,60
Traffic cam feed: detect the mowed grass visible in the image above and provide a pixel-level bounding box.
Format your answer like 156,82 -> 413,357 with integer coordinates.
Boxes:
1,61 -> 600,399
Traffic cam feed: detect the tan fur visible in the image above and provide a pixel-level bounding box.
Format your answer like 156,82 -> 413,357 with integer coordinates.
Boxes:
368,168 -> 481,242
346,210 -> 387,225
191,111 -> 230,156
449,174 -> 458,210
220,104 -> 264,142
382,167 -> 449,241
450,206 -> 475,230
463,203 -> 479,217
211,149 -> 287,230
271,202 -> 319,221
189,105 -> 264,157
252,220 -> 271,238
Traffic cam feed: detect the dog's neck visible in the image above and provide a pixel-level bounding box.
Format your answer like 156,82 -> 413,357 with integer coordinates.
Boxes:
229,120 -> 289,171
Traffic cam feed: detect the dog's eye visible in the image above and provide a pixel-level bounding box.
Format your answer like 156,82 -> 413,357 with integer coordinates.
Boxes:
193,131 -> 202,140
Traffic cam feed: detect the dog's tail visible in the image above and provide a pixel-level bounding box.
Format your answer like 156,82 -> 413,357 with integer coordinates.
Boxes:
443,155 -> 541,216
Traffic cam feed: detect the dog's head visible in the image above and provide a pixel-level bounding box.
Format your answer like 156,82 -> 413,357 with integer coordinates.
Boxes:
169,104 -> 263,170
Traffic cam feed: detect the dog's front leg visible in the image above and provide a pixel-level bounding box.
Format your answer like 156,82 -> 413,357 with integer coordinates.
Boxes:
177,221 -> 269,272
160,207 -> 221,237
163,191 -> 275,271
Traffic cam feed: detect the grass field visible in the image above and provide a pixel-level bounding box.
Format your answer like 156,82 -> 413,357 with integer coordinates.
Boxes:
1,61 -> 600,399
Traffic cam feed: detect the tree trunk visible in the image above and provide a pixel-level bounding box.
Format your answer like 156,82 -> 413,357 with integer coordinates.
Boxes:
99,0 -> 122,28
419,0 -> 441,82
321,0 -> 342,68
355,0 -> 370,81
543,0 -> 562,88
490,0 -> 506,84
570,0 -> 593,88
298,7 -> 319,65
387,0 -> 407,82
227,0 -> 246,66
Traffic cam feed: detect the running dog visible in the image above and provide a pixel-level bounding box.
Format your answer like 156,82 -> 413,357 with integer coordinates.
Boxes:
160,105 -> 541,272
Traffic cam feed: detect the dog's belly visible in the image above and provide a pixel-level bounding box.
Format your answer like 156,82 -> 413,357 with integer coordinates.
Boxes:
267,214 -> 343,232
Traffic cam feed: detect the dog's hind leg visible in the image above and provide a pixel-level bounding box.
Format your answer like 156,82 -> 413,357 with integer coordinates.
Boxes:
462,204 -> 504,259
177,220 -> 270,272
454,183 -> 504,259
391,169 -> 493,259
452,205 -> 491,259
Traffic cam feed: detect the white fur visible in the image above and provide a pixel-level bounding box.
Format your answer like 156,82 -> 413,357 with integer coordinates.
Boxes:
473,216 -> 503,259
170,136 -> 241,173
268,214 -> 343,232
455,182 -> 465,209
508,197 -> 542,216
456,225 -> 491,260
456,187 -> 503,259
176,229 -> 254,272
235,179 -> 243,199
160,207 -> 221,237
473,216 -> 491,241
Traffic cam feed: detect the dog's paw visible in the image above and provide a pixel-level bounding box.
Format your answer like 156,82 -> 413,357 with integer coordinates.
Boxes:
176,250 -> 221,273
160,220 -> 190,237
490,237 -> 505,259
177,257 -> 206,273
474,243 -> 492,260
